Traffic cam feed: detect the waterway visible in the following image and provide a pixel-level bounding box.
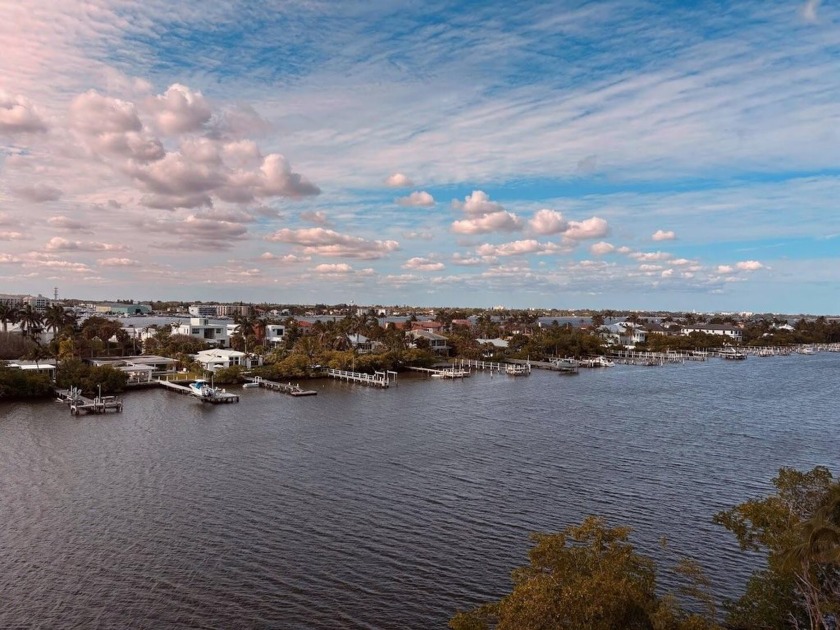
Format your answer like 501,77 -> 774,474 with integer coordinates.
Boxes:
1,353 -> 838,628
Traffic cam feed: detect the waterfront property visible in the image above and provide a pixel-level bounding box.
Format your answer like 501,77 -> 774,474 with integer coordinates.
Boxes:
173,317 -> 229,347
195,349 -> 261,372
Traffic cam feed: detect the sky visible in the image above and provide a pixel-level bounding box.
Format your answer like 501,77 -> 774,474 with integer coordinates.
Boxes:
1,0 -> 838,313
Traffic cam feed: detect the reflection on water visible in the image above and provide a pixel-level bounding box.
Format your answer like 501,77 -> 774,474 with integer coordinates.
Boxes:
2,353 -> 838,628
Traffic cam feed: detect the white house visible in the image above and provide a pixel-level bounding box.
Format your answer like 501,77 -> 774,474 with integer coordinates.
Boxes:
680,324 -> 743,342
173,317 -> 229,347
265,324 -> 285,346
195,349 -> 261,372
601,322 -> 647,348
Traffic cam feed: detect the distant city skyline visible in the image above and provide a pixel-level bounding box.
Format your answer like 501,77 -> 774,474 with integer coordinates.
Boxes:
1,1 -> 839,312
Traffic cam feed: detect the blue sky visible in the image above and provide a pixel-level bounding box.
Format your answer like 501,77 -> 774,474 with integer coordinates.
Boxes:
0,0 -> 838,312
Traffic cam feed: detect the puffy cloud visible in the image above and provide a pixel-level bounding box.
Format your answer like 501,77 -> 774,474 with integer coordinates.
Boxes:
0,231 -> 26,240
661,269 -> 675,278
48,216 -> 90,231
266,227 -> 399,259
716,264 -> 735,274
385,172 -> 413,187
259,252 -> 310,263
452,190 -> 505,217
12,183 -> 62,202
315,263 -> 351,273
45,237 -> 127,252
563,217 -> 609,241
451,253 -> 485,266
529,209 -> 567,235
476,239 -> 545,257
257,153 -> 321,198
590,241 -> 615,256
396,191 -> 435,207
97,258 -> 140,267
0,92 -> 47,133
652,229 -> 676,241
70,90 -> 142,135
629,251 -> 673,262
736,260 -> 765,271
402,257 -> 445,271
147,84 -> 212,135
452,211 -> 522,234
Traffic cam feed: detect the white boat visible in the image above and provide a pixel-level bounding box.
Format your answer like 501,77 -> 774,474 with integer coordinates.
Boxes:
505,364 -> 530,376
551,357 -> 579,373
242,382 -> 260,389
189,379 -> 218,398
798,345 -> 816,355
719,348 -> 746,360
579,356 -> 615,368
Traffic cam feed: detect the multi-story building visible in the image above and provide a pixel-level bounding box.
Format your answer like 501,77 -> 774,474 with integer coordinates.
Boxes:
188,304 -> 218,317
0,293 -> 51,311
216,304 -> 252,317
172,317 -> 229,347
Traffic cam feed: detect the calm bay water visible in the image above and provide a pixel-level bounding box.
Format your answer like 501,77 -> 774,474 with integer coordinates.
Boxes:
2,353 -> 839,628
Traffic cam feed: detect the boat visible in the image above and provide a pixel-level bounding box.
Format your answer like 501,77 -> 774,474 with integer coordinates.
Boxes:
189,379 -> 218,398
505,364 -> 530,376
242,382 -> 260,389
550,357 -> 579,373
579,356 -> 615,368
719,347 -> 746,360
798,345 -> 817,355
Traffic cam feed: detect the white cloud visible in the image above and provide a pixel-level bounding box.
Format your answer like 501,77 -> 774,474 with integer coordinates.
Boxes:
563,217 -> 609,241
629,251 -> 673,262
0,91 -> 47,134
589,241 -> 615,256
716,265 -> 735,274
402,257 -> 445,271
0,231 -> 26,240
736,260 -> 765,271
146,84 -> 212,135
476,239 -> 545,257
314,263 -> 353,274
45,237 -> 127,252
266,227 -> 399,259
396,191 -> 435,207
452,211 -> 522,234
385,173 -> 413,187
452,190 -> 505,217
652,229 -> 676,241
97,257 -> 140,267
528,209 -> 567,235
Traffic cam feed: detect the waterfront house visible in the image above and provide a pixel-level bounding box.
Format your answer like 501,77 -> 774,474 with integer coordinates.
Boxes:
680,324 -> 743,342
195,349 -> 261,372
601,322 -> 647,348
409,330 -> 450,355
5,360 -> 56,379
173,317 -> 229,347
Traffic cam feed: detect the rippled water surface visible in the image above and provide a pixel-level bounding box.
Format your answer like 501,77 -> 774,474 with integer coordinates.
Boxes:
2,353 -> 839,628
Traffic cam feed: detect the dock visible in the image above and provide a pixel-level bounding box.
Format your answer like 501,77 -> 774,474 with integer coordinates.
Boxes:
507,359 -> 578,373
57,387 -> 123,415
407,366 -> 469,379
455,359 -> 505,373
248,376 -> 317,396
326,368 -> 395,388
156,379 -> 240,403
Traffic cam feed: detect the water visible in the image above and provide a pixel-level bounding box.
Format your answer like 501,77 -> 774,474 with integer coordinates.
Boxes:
2,354 -> 838,628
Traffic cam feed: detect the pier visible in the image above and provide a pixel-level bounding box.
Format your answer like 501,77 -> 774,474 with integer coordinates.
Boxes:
156,379 -> 240,403
407,366 -> 469,379
57,387 -> 123,415
326,368 -> 395,388
455,358 -> 505,373
248,376 -> 317,396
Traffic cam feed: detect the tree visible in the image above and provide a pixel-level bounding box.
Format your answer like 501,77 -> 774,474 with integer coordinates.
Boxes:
714,466 -> 840,629
18,304 -> 43,340
450,516 -> 719,630
0,303 -> 20,333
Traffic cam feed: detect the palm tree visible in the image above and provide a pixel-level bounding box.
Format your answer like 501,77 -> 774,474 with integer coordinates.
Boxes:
18,304 -> 43,340
43,304 -> 72,336
0,303 -> 20,332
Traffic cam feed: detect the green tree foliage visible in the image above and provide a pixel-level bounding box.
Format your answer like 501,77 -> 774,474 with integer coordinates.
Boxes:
0,363 -> 54,399
55,359 -> 128,396
714,466 -> 840,629
450,516 -> 719,630
212,365 -> 244,384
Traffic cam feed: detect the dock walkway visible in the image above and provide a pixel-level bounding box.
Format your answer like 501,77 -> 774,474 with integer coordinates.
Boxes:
156,379 -> 240,403
57,387 -> 123,415
407,366 -> 469,379
326,368 -> 395,388
248,376 -> 317,396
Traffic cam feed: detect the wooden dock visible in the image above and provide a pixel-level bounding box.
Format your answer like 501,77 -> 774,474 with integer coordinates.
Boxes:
407,366 -> 469,379
156,379 -> 240,403
248,376 -> 317,396
57,388 -> 123,415
326,368 -> 395,388
456,359 -> 505,373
